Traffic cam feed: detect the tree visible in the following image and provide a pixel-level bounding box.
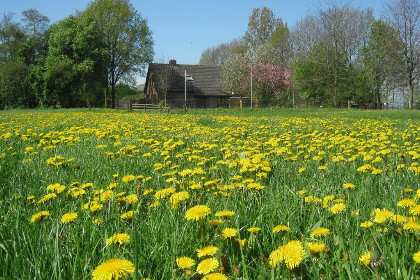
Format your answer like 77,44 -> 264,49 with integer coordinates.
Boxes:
360,20 -> 403,108
245,7 -> 280,49
85,0 -> 154,108
0,13 -> 25,61
385,0 -> 420,109
43,15 -> 107,107
199,39 -> 245,66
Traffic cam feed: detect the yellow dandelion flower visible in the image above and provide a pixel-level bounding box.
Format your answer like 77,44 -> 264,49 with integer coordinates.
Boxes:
61,212 -> 78,224
215,210 -> 235,218
273,224 -> 291,234
397,199 -> 416,209
37,193 -> 57,204
92,258 -> 134,280
409,205 -> 420,216
221,228 -> 238,239
343,182 -> 355,189
207,219 -> 224,226
360,221 -> 374,228
247,227 -> 261,233
329,203 -> 346,214
391,214 -> 408,224
403,221 -> 420,232
202,272 -> 230,280
197,245 -> 219,258
307,242 -> 328,255
197,258 -> 219,275
269,247 -> 285,267
282,240 -> 306,269
185,205 -> 211,221
122,174 -> 136,183
154,187 -> 176,200
413,251 -> 420,263
82,182 -> 94,189
372,208 -> 393,224
30,210 -> 50,223
170,191 -> 189,208
120,211 -> 134,220
310,227 -> 330,238
106,233 -> 131,246
176,256 -> 196,269
124,194 -> 138,204
358,251 -> 371,266
47,183 -> 66,194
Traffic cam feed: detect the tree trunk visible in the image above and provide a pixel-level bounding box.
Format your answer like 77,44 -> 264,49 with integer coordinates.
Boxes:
408,74 -> 414,109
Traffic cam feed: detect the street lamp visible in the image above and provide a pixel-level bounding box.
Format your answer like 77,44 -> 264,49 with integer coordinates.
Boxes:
184,70 -> 193,112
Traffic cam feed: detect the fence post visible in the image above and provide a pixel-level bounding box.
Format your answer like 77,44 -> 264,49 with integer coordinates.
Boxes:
128,100 -> 132,111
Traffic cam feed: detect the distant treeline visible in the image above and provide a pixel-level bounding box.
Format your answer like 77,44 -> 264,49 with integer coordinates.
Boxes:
199,1 -> 420,109
0,0 -> 153,109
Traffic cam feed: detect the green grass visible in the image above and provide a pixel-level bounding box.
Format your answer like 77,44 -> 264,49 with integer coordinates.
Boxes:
0,108 -> 419,279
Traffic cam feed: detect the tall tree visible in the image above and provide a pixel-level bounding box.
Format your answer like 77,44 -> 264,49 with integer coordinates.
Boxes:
385,0 -> 420,109
360,20 -> 403,108
85,0 -> 154,108
43,15 -> 107,107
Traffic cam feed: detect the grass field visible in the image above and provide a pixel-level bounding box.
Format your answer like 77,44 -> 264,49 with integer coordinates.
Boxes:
1,108 -> 420,280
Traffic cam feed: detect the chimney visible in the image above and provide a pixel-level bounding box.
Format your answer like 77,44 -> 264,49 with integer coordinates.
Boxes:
169,59 -> 176,66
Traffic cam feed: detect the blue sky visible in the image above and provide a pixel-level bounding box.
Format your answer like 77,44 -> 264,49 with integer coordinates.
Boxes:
3,0 -> 385,83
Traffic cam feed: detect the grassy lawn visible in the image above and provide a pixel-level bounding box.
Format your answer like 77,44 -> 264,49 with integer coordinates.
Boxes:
1,108 -> 419,279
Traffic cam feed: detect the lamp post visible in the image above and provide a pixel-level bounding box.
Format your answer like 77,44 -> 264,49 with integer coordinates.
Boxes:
184,70 -> 193,112
250,66 -> 253,108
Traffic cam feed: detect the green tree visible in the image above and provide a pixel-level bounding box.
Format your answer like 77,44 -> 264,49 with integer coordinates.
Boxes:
360,20 -> 403,108
43,15 -> 107,107
85,0 -> 154,108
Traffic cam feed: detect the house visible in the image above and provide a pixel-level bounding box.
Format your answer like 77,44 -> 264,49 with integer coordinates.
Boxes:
144,60 -> 231,108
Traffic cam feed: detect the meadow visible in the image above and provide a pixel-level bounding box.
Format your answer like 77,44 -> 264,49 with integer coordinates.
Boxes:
0,108 -> 420,280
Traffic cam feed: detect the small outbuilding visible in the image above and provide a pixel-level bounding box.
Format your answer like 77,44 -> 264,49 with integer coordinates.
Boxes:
144,60 -> 230,109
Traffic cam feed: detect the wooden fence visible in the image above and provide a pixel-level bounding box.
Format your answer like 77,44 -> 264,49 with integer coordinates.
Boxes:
128,101 -> 169,111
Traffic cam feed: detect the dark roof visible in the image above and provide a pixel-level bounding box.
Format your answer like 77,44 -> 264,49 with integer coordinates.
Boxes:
145,63 -> 227,96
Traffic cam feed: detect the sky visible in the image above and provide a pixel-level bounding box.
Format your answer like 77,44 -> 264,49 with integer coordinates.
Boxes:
2,0 -> 386,84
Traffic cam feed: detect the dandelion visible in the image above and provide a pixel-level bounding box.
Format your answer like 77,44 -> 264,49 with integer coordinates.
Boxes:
47,183 -> 66,194
310,227 -> 330,238
176,256 -> 196,269
122,174 -> 136,183
221,228 -> 238,239
61,212 -> 78,224
247,227 -> 261,233
215,210 -> 235,218
185,205 -> 211,221
413,251 -> 420,264
307,242 -> 328,255
358,251 -> 371,266
106,233 -> 131,246
30,211 -> 50,223
120,211 -> 134,220
329,203 -> 346,214
272,224 -> 291,234
207,219 -> 224,227
397,199 -> 416,209
269,247 -> 284,267
403,221 -> 420,232
282,240 -> 306,269
360,221 -> 374,228
202,273 -> 230,280
170,191 -> 189,208
197,258 -> 219,275
92,258 -> 134,280
343,182 -> 355,189
37,193 -> 57,204
372,208 -> 393,224
124,194 -> 138,204
197,245 -> 219,258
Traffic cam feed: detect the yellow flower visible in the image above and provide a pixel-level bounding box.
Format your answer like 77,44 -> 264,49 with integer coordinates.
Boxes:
30,211 -> 50,223
215,210 -> 235,218
61,212 -> 78,224
37,193 -> 57,204
120,211 -> 134,220
409,205 -> 420,216
185,205 -> 211,221
360,221 -> 374,228
343,182 -> 355,189
413,251 -> 420,263
197,258 -> 219,275
122,174 -> 136,183
397,199 -> 416,209
154,187 -> 176,200
329,203 -> 346,214
358,251 -> 371,266
106,233 -> 131,245
282,240 -> 306,269
403,221 -> 420,232
202,273 -> 230,280
272,224 -> 291,234
176,256 -> 196,269
307,242 -> 327,255
92,258 -> 134,280
269,247 -> 284,267
47,183 -> 66,193
247,227 -> 261,233
372,208 -> 393,224
197,245 -> 219,258
221,228 -> 238,239
310,227 -> 330,238
170,191 -> 189,208
207,219 -> 224,226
